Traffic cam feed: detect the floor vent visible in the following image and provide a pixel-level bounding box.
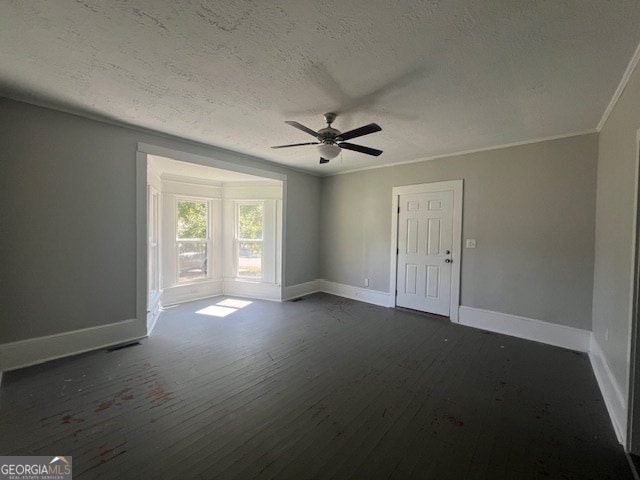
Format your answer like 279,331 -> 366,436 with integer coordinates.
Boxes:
106,341 -> 141,353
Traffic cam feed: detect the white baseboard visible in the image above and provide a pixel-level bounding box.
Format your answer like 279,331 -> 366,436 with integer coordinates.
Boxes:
319,280 -> 392,307
161,279 -> 223,306
458,306 -> 591,353
0,318 -> 147,372
457,306 -> 627,444
589,337 -> 627,445
281,280 -> 323,301
223,278 -> 281,301
282,279 -> 391,307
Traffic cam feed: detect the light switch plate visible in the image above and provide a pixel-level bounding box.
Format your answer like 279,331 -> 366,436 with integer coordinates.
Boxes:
465,239 -> 476,248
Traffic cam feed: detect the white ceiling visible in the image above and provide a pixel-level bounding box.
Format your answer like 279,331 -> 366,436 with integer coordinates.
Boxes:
1,1 -> 639,176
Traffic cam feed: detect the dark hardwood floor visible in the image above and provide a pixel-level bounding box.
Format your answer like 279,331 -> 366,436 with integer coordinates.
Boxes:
0,293 -> 632,479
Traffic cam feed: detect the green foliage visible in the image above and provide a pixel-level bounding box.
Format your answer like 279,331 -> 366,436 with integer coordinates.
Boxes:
238,203 -> 263,256
177,201 -> 207,239
239,204 -> 263,240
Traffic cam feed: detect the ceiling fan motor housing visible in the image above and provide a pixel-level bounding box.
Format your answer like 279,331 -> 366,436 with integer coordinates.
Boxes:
319,113 -> 340,143
318,126 -> 341,143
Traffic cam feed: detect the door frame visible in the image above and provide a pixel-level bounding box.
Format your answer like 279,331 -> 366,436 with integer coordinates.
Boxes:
389,180 -> 463,321
627,127 -> 640,453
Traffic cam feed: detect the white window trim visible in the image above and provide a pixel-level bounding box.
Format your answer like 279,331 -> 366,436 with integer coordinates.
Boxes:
235,201 -> 265,281
175,196 -> 213,285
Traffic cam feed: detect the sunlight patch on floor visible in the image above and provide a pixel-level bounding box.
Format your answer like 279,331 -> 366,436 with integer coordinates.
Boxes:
217,299 -> 252,309
196,298 -> 253,317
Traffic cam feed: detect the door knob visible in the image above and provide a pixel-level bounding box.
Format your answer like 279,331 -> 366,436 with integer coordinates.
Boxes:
445,258 -> 452,263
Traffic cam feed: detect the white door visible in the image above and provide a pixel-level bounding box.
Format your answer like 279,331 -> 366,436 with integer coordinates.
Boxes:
396,189 -> 454,315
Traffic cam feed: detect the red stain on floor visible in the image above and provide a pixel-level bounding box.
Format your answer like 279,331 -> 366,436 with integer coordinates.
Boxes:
97,446 -> 114,457
41,410 -> 70,422
82,442 -> 127,472
147,386 -> 172,405
61,414 -> 85,425
95,400 -> 115,412
94,389 -> 136,412
446,414 -> 464,427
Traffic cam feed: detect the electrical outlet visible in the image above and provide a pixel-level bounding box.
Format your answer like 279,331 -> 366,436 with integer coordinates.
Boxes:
465,239 -> 476,248
364,278 -> 369,287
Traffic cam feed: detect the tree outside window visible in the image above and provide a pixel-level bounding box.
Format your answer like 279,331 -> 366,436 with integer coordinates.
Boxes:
237,203 -> 263,278
177,200 -> 209,282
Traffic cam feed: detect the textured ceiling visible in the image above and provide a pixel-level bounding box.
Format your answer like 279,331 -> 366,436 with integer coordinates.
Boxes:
1,1 -> 639,175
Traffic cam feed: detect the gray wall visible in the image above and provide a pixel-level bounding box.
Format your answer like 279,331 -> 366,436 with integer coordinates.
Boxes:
0,97 -> 321,344
285,173 -> 321,285
593,60 -> 640,402
0,93 -> 602,346
321,134 -> 598,329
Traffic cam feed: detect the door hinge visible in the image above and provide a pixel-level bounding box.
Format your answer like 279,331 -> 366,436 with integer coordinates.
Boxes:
397,206 -> 400,214
397,248 -> 399,255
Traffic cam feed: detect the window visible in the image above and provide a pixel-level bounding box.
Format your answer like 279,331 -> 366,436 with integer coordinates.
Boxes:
236,202 -> 263,279
176,199 -> 210,283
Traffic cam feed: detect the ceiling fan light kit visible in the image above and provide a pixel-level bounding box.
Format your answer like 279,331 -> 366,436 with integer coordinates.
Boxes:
271,112 -> 382,164
317,142 -> 341,160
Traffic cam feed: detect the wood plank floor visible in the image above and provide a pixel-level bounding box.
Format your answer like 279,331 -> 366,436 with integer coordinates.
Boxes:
0,293 -> 632,479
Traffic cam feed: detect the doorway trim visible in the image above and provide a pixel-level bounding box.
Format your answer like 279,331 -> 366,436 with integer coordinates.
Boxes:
389,180 -> 463,321
135,142 -> 287,336
627,127 -> 640,453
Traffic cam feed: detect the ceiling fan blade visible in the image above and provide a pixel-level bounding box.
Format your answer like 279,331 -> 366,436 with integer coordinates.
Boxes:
339,142 -> 383,157
319,157 -> 330,164
271,142 -> 319,149
338,123 -> 381,141
285,121 -> 319,137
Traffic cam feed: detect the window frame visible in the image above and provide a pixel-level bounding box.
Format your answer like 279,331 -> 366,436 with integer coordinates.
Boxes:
175,196 -> 212,284
235,201 -> 265,280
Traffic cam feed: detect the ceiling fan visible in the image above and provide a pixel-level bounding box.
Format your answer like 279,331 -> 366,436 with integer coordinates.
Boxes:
271,112 -> 382,164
